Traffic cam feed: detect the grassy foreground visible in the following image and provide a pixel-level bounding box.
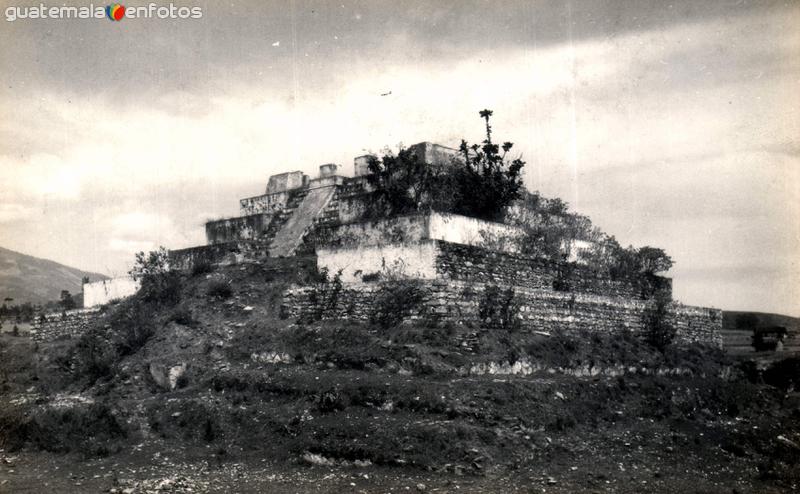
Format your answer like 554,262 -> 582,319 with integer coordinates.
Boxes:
1,262 -> 798,493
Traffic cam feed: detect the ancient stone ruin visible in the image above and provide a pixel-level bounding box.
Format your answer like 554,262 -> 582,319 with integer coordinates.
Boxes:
165,141 -> 723,347
27,140 -> 722,345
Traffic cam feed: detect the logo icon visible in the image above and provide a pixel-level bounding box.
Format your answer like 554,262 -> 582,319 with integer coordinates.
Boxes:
106,4 -> 125,21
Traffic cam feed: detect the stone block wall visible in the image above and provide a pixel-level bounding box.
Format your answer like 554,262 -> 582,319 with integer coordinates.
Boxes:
316,215 -> 429,248
328,176 -> 372,223
266,171 -> 307,194
29,308 -> 103,342
169,240 -> 268,271
316,213 -> 522,252
315,238 -> 671,301
435,242 -> 671,300
406,142 -> 459,167
205,213 -> 273,245
317,241 -> 440,282
281,280 -> 722,347
239,190 -> 293,215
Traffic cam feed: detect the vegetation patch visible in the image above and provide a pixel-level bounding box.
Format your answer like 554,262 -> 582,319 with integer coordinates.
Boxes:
206,279 -> 233,299
369,279 -> 426,329
302,268 -> 344,323
478,284 -> 520,330
364,110 -> 524,222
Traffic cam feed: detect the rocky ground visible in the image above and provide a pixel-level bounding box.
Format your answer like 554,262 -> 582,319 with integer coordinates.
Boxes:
1,262 -> 798,493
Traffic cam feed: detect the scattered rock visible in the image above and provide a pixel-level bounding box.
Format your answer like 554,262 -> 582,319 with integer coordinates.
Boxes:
301,452 -> 335,466
777,435 -> 800,450
149,362 -> 187,390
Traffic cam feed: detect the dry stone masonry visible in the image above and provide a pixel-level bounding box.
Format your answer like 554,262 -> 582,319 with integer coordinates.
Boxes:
29,307 -> 104,342
31,141 -> 722,346
281,275 -> 720,347
166,140 -> 722,347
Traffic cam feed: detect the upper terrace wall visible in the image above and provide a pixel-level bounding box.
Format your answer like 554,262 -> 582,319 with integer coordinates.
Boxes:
206,213 -> 273,245
406,142 -> 459,167
317,213 -> 522,252
352,142 -> 458,177
318,240 -> 439,282
240,190 -> 292,215
169,240 -> 268,271
317,239 -> 671,300
266,171 -> 306,194
317,212 -> 592,262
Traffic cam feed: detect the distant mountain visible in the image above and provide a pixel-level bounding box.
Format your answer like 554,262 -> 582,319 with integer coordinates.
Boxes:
721,311 -> 800,356
0,246 -> 109,305
723,311 -> 800,331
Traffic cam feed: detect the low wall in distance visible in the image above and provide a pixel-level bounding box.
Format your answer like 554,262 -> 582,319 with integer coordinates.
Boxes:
29,307 -> 103,342
282,280 -> 722,347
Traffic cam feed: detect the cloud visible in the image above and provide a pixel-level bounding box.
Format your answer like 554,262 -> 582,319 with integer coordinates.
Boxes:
108,238 -> 155,254
0,203 -> 36,223
108,211 -> 179,257
0,153 -> 84,201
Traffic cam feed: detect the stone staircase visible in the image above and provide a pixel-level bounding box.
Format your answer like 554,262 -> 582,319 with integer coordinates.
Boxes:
259,188 -> 309,248
267,185 -> 337,257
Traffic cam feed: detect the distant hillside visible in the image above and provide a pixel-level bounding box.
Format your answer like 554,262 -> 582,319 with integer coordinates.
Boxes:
721,310 -> 800,356
0,246 -> 109,305
723,311 -> 800,331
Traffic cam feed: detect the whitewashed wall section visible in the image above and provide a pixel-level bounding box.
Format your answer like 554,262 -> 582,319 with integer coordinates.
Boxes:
83,277 -> 140,308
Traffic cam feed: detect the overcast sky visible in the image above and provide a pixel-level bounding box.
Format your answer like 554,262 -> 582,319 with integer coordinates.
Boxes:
0,0 -> 798,315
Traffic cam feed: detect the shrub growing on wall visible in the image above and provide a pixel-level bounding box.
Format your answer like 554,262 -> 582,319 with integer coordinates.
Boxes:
303,268 -> 344,323
552,262 -> 576,292
643,291 -> 676,351
505,191 -> 602,262
365,146 -> 441,218
448,109 -> 525,221
369,279 -> 426,329
206,280 -> 233,299
129,247 -> 181,306
478,284 -> 520,331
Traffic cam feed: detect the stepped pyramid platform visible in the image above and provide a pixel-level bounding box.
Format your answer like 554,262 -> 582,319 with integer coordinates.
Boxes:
168,141 -> 723,347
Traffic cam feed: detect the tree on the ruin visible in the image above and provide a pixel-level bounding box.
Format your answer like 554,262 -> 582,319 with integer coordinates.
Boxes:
365,147 -> 442,218
644,290 -> 676,351
129,247 -> 181,305
637,247 -> 674,275
365,109 -> 525,221
450,109 -> 525,221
